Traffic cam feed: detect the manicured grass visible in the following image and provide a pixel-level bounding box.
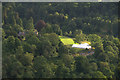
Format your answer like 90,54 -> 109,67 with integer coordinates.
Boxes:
59,36 -> 78,45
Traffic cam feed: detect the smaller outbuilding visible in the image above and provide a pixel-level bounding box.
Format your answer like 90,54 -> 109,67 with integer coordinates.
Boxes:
72,43 -> 91,49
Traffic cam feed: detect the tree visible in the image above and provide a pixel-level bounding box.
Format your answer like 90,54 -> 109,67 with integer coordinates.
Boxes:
2,2 -> 119,78
73,29 -> 83,36
58,42 -> 69,55
3,36 -> 16,53
37,33 -> 60,58
15,46 -> 24,57
103,41 -> 115,48
8,14 -> 16,25
61,54 -> 75,72
94,42 -> 104,58
89,62 -> 98,71
35,20 -> 46,32
82,73 -> 92,78
16,17 -> 23,27
33,56 -> 55,78
64,32 -> 69,36
113,37 -> 120,47
105,51 -> 116,63
25,17 -> 34,30
75,56 -> 90,74
43,33 -> 60,46
115,62 -> 120,79
55,63 -> 71,78
75,33 -> 86,43
40,23 -> 52,34
19,52 -> 34,66
40,39 -> 57,58
105,46 -> 114,53
26,35 -> 40,45
10,60 -> 24,78
88,34 -> 102,44
13,24 -> 23,33
74,29 -> 87,43
98,61 -> 114,78
2,29 -> 6,40
52,24 -> 62,35
3,24 -> 18,37
23,66 -> 34,78
22,42 -> 35,53
15,37 -> 21,47
90,71 -> 107,78
2,54 -> 24,78
96,52 -> 109,62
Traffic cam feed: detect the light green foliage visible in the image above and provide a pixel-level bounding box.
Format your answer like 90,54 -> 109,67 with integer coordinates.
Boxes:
113,38 -> 120,46
99,61 -> 114,78
59,36 -> 78,45
90,71 -> 107,78
105,46 -> 115,53
88,34 -> 102,45
55,12 -> 59,16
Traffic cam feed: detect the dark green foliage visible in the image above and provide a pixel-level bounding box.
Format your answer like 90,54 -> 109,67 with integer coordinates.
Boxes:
75,56 -> 91,73
55,64 -> 70,78
2,2 -> 119,78
25,17 -> 34,30
3,36 -> 21,53
2,54 -> 24,78
33,56 -> 56,78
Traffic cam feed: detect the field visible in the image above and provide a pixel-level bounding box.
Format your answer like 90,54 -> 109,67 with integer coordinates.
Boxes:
59,36 -> 79,45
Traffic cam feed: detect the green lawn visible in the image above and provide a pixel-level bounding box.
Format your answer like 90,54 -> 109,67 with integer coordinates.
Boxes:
59,36 -> 78,45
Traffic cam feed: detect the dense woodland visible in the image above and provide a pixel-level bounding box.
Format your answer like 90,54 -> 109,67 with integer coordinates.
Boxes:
2,2 -> 120,78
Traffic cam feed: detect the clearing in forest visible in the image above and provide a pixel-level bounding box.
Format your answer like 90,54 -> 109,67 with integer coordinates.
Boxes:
59,36 -> 79,45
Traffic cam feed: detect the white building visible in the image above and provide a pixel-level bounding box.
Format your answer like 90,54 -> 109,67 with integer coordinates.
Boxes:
72,43 -> 91,49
